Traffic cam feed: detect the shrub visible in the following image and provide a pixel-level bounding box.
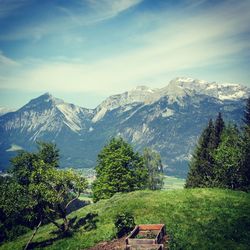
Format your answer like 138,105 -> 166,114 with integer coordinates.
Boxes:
114,213 -> 135,238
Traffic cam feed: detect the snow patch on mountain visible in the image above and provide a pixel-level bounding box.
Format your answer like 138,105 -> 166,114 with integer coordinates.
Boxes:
170,77 -> 249,101
162,108 -> 174,117
92,77 -> 249,122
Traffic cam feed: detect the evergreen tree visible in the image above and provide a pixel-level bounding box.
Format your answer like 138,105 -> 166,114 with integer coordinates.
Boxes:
92,137 -> 148,202
243,97 -> 250,130
214,112 -> 225,148
213,124 -> 244,189
185,119 -> 216,188
242,97 -> 250,189
143,148 -> 164,190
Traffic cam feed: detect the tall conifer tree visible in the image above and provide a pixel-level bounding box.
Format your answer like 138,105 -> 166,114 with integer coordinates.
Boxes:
214,112 -> 225,148
242,97 -> 250,189
186,119 -> 216,187
213,125 -> 244,189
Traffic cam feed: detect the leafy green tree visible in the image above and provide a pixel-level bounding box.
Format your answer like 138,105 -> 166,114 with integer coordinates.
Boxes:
0,176 -> 30,243
186,119 -> 216,188
213,125 -> 245,189
92,137 -> 148,202
1,143 -> 88,249
37,141 -> 60,168
143,148 -> 164,190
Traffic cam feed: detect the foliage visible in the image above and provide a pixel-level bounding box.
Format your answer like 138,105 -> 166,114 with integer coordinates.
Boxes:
185,119 -> 218,188
92,137 -> 148,202
114,212 -> 135,238
143,148 -> 164,190
213,125 -> 245,189
242,97 -> 250,189
1,189 -> 250,250
214,112 -> 225,148
37,141 -> 60,168
186,99 -> 250,190
243,97 -> 250,128
0,142 -> 88,247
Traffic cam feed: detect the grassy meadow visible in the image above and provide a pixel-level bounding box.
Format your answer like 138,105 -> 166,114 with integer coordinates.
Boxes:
163,176 -> 185,189
1,188 -> 250,250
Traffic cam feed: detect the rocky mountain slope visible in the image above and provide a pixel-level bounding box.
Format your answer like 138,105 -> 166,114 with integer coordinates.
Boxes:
0,77 -> 249,177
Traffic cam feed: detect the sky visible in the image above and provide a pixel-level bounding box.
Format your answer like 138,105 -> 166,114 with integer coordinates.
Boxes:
0,0 -> 249,109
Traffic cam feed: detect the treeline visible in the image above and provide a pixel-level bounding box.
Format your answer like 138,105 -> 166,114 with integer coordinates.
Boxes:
0,139 -> 164,246
186,98 -> 250,190
92,138 -> 164,202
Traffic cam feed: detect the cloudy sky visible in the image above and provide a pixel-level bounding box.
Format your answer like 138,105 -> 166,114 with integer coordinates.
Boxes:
0,0 -> 250,109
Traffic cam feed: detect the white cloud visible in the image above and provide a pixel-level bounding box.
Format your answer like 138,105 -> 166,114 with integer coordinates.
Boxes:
0,51 -> 20,67
86,0 -> 143,20
0,0 -> 143,41
0,0 -> 249,94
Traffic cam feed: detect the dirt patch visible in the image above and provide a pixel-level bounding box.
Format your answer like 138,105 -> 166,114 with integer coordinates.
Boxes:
86,236 -> 126,250
86,235 -> 169,250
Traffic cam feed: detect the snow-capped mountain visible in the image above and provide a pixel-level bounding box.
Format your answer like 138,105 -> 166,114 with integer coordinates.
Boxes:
168,77 -> 249,101
0,78 -> 249,177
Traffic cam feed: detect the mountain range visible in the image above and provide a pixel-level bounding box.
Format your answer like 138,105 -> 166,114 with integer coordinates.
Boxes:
0,77 -> 249,177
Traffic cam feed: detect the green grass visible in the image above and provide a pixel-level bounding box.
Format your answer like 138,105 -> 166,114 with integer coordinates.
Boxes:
163,175 -> 185,189
79,193 -> 93,203
1,189 -> 250,250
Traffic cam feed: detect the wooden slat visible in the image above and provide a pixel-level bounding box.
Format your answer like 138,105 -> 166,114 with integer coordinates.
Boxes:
126,224 -> 166,249
139,224 -> 164,231
127,243 -> 164,250
128,238 -> 156,245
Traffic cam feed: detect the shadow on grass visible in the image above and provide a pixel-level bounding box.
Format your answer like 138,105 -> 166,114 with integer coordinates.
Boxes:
26,213 -> 98,249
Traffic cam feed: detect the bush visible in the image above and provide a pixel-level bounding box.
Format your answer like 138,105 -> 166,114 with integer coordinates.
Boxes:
114,213 -> 135,238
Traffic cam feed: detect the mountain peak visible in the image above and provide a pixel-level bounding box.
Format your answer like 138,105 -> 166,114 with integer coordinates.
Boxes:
133,85 -> 154,92
175,77 -> 195,83
20,93 -> 63,112
39,92 -> 57,101
167,77 -> 249,101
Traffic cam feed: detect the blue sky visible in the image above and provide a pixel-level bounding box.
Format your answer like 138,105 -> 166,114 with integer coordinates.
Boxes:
0,0 -> 249,109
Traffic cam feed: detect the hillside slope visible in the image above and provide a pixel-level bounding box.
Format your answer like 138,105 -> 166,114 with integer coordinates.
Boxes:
1,189 -> 250,250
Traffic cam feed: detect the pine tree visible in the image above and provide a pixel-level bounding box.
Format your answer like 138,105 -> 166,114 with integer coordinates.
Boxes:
243,97 -> 250,130
242,97 -> 250,189
213,124 -> 244,189
185,119 -> 216,188
214,112 -> 225,148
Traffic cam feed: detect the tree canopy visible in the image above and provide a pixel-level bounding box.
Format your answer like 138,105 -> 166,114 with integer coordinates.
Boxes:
0,142 -> 88,248
185,119 -> 217,188
92,137 -> 148,202
186,100 -> 250,191
143,148 -> 164,190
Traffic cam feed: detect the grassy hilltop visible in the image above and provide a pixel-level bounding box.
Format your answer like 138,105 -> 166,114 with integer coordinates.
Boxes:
1,188 -> 250,250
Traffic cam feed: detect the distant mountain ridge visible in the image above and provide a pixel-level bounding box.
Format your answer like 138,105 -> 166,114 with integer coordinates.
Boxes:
0,106 -> 15,116
0,77 -> 249,177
